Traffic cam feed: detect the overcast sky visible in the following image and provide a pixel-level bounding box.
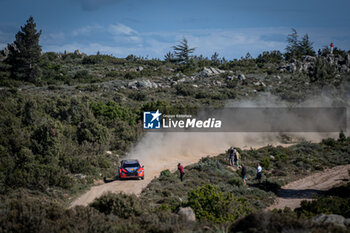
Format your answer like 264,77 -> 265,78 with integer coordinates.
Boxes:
0,0 -> 349,59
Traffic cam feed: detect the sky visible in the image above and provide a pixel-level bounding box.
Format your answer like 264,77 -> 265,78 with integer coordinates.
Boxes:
0,0 -> 350,59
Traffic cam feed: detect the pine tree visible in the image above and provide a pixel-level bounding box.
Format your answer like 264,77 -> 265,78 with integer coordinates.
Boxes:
285,29 -> 315,60
299,34 -> 316,56
211,52 -> 220,65
6,16 -> 42,83
285,28 -> 299,60
172,38 -> 195,64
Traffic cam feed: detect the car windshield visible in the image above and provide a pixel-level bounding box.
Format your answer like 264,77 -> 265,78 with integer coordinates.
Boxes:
123,163 -> 139,168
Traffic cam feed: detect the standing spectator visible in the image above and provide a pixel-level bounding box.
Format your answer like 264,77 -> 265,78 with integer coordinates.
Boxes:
234,148 -> 240,168
241,163 -> 247,185
229,147 -> 234,166
178,163 -> 185,182
330,42 -> 334,54
256,163 -> 262,184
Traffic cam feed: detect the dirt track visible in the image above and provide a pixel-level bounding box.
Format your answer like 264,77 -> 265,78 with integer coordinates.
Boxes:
69,149 -> 221,207
69,133 -> 345,209
69,137 -> 293,207
267,164 -> 350,210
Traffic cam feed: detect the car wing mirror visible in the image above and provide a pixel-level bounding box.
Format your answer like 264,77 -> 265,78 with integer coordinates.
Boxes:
142,165 -> 144,168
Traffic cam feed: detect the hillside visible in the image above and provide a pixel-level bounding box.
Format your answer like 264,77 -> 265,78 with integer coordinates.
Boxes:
1,18 -> 350,232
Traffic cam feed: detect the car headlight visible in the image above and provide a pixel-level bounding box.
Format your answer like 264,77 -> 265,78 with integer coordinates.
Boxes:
137,170 -> 143,174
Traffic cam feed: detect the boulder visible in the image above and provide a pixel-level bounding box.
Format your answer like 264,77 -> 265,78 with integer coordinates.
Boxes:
127,80 -> 158,89
74,50 -> 81,55
340,64 -> 349,73
177,78 -> 186,83
299,62 -> 314,72
312,214 -> 348,228
199,67 -> 225,77
75,174 -> 87,180
226,75 -> 237,81
302,55 -> 316,62
137,66 -> 144,72
238,74 -> 246,81
326,54 -> 335,65
286,63 -> 297,73
127,80 -> 138,88
138,80 -> 157,89
178,207 -> 196,222
200,67 -> 213,77
345,54 -> 350,67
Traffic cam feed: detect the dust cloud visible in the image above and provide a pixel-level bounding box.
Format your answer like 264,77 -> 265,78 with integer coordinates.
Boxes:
125,92 -> 348,174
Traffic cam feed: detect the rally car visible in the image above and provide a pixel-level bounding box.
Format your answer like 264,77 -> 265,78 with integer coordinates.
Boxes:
118,159 -> 144,180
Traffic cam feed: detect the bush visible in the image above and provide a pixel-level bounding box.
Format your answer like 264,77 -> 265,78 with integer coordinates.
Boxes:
310,58 -> 337,84
260,157 -> 270,170
230,211 -> 320,233
186,184 -> 252,224
295,196 -> 350,218
176,83 -> 193,96
228,177 -> 243,187
194,156 -> 223,171
124,72 -> 138,80
90,101 -> 136,125
90,192 -> 143,218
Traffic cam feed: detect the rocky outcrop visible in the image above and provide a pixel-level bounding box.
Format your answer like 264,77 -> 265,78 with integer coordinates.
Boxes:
199,67 -> 225,77
312,214 -> 350,228
238,74 -> 246,81
302,55 -> 316,62
178,207 -> 196,222
279,53 -> 350,74
127,80 -> 158,89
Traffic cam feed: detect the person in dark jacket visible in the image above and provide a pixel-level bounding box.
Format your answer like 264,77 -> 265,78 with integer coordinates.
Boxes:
241,163 -> 247,185
229,147 -> 234,166
178,163 -> 185,182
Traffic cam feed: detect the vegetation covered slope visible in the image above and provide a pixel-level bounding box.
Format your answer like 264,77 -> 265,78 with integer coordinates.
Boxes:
0,17 -> 350,232
1,138 -> 349,232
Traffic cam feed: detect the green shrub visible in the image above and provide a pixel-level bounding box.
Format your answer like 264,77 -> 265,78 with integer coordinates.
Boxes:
321,138 -> 336,147
260,157 -> 270,170
176,83 -> 193,96
124,72 -> 138,79
90,192 -> 143,218
91,101 -> 136,125
186,184 -> 252,224
77,119 -> 108,144
228,177 -> 243,187
194,156 -> 223,171
295,197 -> 350,218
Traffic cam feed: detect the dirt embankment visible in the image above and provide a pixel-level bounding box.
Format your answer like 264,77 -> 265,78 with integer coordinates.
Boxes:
267,164 -> 350,210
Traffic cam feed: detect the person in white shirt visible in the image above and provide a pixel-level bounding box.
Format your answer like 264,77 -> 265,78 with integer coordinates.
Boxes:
256,163 -> 262,183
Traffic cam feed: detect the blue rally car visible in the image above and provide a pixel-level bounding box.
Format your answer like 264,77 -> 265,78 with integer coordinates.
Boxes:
118,159 -> 144,180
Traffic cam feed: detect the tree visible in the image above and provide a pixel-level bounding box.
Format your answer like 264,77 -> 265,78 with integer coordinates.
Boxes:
164,51 -> 175,63
285,28 -> 315,60
285,28 -> 300,60
6,16 -> 42,83
245,52 -> 253,60
172,38 -> 195,64
211,52 -> 220,65
299,34 -> 316,57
